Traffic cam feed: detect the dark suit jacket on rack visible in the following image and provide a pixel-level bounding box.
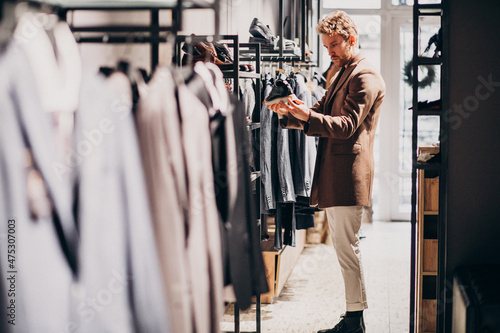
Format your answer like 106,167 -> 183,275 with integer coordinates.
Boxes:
226,96 -> 269,306
282,53 -> 386,208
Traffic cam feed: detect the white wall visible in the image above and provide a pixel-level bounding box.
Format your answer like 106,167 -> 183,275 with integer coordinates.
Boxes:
216,0 -> 279,39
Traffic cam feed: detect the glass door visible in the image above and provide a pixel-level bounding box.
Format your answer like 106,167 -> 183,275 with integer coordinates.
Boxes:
319,1 -> 425,221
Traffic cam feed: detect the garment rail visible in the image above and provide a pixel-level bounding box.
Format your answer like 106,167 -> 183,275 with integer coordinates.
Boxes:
174,34 -> 265,333
27,0 -> 220,72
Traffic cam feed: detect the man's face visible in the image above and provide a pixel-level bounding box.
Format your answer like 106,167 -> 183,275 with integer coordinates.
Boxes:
321,33 -> 355,68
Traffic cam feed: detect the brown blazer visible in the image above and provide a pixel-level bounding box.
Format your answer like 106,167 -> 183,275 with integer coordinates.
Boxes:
283,53 -> 385,208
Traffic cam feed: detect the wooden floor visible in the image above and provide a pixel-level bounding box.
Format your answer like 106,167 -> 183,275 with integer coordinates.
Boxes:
221,221 -> 412,333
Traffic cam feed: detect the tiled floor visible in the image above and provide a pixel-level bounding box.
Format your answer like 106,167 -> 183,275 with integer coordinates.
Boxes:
221,221 -> 411,333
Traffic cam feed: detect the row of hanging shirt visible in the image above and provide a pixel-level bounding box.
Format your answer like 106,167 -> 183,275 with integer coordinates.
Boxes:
0,3 -> 267,333
239,68 -> 327,250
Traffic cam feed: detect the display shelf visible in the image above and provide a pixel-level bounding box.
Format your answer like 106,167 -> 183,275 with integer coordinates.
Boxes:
239,72 -> 261,79
417,57 -> 442,65
415,109 -> 442,116
411,6 -> 448,333
416,167 -> 440,333
415,163 -> 440,171
416,3 -> 442,14
261,55 -> 301,62
260,222 -> 306,304
71,26 -> 174,32
223,71 -> 260,80
73,35 -> 168,43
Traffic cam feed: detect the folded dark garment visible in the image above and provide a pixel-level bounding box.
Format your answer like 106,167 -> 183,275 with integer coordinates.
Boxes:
409,99 -> 441,111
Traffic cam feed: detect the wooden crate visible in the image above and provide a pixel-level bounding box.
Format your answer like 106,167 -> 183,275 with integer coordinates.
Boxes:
424,178 -> 439,212
423,239 -> 438,273
418,146 -> 439,156
421,299 -> 437,332
260,229 -> 306,303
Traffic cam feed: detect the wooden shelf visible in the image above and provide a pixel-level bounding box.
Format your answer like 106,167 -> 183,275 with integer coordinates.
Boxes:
416,163 -> 440,171
417,57 -> 442,65
423,239 -> 438,273
415,109 -> 442,116
416,160 -> 439,333
411,1 -> 448,330
423,177 -> 439,211
260,217 -> 306,304
420,299 -> 438,332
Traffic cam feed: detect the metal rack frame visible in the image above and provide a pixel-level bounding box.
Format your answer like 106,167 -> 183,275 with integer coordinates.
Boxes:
31,0 -> 220,72
174,34 -> 264,333
410,1 -> 449,332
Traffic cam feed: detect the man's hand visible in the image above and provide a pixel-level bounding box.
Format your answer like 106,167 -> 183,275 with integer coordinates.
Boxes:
268,96 -> 310,121
267,101 -> 289,117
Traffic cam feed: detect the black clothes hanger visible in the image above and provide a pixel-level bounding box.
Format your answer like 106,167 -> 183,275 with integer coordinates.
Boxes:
99,66 -> 115,77
99,61 -> 149,116
117,60 -> 150,117
138,68 -> 150,84
180,65 -> 217,118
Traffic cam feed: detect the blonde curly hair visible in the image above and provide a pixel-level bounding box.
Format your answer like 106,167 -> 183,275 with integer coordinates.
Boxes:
317,10 -> 358,43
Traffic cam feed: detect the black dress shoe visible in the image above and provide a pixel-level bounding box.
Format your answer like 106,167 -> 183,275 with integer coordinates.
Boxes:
263,78 -> 295,106
249,18 -> 275,43
213,42 -> 233,63
317,314 -> 365,333
181,39 -> 234,70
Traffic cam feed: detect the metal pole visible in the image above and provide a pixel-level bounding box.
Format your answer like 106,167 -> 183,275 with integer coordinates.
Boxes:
234,303 -> 240,333
301,0 -> 306,61
279,0 -> 284,69
151,9 -> 160,72
409,1 -> 419,332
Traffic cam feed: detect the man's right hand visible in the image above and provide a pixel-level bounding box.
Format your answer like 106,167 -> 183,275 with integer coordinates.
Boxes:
267,101 -> 289,117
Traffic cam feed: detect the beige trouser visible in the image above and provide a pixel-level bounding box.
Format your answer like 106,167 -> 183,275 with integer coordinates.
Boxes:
325,206 -> 368,311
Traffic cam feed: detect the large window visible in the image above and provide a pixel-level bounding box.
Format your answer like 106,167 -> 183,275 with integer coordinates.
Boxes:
398,19 -> 441,214
319,15 -> 381,73
320,0 -> 420,221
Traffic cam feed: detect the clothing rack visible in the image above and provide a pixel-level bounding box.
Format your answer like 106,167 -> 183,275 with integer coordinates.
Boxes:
29,0 -> 220,72
173,34 -> 264,333
24,2 -> 269,332
174,35 -> 262,98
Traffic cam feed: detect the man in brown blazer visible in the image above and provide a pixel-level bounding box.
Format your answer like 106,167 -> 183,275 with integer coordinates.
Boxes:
269,10 -> 385,333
